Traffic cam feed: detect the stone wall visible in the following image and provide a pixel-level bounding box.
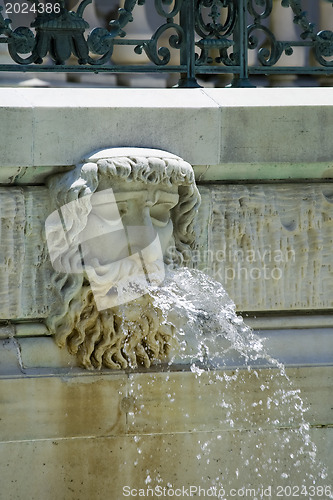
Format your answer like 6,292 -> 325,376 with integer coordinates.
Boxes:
197,183 -> 333,311
1,183 -> 332,319
0,88 -> 332,498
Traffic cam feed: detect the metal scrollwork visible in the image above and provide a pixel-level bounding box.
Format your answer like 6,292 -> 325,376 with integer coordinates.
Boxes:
1,0 -> 146,65
247,0 -> 272,20
135,22 -> 184,65
246,0 -> 285,67
287,0 -> 333,66
8,27 -> 36,64
87,28 -> 114,61
133,0 -> 184,66
31,5 -> 90,65
247,0 -> 333,68
0,5 -> 37,64
4,0 -> 93,65
87,0 -> 148,64
247,22 -> 293,66
0,0 -> 333,84
194,0 -> 237,66
0,0 -> 187,68
315,30 -> 333,66
154,0 -> 183,18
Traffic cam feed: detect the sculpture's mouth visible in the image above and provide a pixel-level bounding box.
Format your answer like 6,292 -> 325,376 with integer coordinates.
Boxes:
84,256 -> 165,310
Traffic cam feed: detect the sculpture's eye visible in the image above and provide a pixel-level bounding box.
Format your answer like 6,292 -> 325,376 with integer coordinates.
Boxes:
149,202 -> 174,227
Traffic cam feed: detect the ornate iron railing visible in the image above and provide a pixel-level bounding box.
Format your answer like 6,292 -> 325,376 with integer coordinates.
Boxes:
0,0 -> 332,86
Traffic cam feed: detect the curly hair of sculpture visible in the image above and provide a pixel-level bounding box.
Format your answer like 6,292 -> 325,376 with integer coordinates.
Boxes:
45,148 -> 201,370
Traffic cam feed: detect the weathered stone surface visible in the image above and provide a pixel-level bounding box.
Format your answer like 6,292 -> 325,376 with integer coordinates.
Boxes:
0,372 -> 127,442
1,366 -> 331,440
0,88 -> 220,171
1,183 -> 333,320
0,428 -> 331,499
204,87 -> 333,165
0,88 -> 332,500
127,368 -> 333,434
195,183 -> 333,311
0,368 -> 332,498
0,187 -> 53,319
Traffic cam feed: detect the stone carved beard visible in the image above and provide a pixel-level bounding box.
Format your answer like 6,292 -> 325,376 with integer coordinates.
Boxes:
63,285 -> 176,370
46,150 -> 201,369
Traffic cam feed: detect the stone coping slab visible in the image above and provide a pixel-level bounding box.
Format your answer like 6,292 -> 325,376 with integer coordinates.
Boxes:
1,87 -> 333,181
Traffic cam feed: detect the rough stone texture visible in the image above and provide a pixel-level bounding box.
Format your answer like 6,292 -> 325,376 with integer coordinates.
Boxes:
0,187 -> 53,319
195,183 -> 333,311
1,183 -> 332,320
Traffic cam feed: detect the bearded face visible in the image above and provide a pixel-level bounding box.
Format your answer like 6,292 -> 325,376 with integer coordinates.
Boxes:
46,149 -> 200,370
47,179 -> 181,369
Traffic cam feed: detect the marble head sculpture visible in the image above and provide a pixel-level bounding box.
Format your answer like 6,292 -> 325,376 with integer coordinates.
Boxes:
45,148 -> 200,370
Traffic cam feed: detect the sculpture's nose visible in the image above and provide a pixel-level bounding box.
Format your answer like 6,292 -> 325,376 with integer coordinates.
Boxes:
122,206 -> 152,229
122,207 -> 159,258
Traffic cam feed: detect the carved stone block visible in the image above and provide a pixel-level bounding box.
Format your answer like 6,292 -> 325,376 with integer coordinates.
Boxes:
195,183 -> 333,311
1,183 -> 332,321
0,187 -> 53,319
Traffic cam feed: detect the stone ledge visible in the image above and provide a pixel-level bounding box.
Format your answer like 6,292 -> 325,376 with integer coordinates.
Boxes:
1,329 -> 332,378
1,88 -> 333,180
194,162 -> 333,181
0,88 -> 220,171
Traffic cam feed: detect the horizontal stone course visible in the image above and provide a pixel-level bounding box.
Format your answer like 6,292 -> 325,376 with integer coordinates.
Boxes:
1,428 -> 331,499
1,88 -> 333,181
0,367 -> 332,440
0,367 -> 332,498
1,183 -> 332,319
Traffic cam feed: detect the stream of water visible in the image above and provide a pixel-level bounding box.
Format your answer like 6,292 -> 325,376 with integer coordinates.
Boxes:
125,267 -> 332,499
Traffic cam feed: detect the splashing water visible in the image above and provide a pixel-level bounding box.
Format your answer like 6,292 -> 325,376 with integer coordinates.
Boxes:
125,267 -> 332,499
151,267 -> 270,369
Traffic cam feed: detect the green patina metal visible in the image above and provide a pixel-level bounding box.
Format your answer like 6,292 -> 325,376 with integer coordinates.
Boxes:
0,0 -> 333,86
